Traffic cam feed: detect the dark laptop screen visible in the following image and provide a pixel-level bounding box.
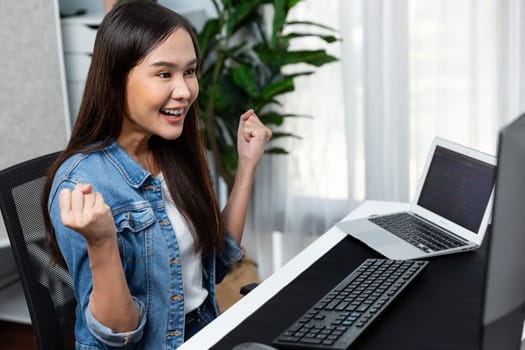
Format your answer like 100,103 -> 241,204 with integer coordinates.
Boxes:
417,146 -> 496,233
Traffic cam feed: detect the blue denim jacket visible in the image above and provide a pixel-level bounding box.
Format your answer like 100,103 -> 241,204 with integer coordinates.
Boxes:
48,141 -> 244,349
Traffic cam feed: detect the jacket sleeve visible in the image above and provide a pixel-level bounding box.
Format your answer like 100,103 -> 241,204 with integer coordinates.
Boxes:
215,231 -> 245,284
48,179 -> 147,348
85,297 -> 147,347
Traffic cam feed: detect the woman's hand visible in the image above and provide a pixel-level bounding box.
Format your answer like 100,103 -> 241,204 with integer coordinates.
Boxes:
237,109 -> 272,170
59,183 -> 116,245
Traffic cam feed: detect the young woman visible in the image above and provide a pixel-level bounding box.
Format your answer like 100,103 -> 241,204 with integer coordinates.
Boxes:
42,1 -> 271,349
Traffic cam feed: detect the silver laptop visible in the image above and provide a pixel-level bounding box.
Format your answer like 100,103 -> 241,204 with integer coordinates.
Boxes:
337,137 -> 497,260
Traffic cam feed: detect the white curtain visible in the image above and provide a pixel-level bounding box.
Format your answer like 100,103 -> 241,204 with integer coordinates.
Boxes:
243,0 -> 525,280
500,0 -> 525,124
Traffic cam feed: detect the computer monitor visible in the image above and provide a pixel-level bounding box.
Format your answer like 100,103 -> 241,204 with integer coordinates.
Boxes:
480,113 -> 525,349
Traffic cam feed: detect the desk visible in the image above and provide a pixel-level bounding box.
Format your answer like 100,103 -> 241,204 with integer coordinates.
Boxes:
180,200 -> 493,349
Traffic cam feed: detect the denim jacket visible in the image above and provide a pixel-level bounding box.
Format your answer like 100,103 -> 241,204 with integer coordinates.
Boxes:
48,141 -> 244,349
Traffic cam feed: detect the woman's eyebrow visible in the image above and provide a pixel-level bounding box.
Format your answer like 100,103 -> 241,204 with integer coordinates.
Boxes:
149,58 -> 197,68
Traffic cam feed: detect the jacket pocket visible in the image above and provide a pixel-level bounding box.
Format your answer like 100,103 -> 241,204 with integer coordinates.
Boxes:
113,202 -> 156,261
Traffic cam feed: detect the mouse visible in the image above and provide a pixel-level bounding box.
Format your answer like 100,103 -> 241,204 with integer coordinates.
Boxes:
231,342 -> 279,350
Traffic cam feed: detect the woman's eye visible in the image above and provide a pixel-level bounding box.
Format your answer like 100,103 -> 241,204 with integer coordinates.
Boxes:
159,72 -> 171,79
184,68 -> 196,76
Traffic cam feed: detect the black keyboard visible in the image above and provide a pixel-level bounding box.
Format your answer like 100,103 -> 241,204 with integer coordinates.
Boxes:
272,259 -> 428,350
370,212 -> 467,253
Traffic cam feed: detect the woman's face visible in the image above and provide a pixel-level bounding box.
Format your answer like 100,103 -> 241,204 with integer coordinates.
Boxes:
120,27 -> 199,145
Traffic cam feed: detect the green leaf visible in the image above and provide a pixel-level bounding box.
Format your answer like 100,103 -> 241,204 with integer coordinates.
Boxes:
261,77 -> 295,99
260,113 -> 284,126
219,41 -> 249,64
286,0 -> 303,9
283,32 -> 340,44
198,19 -> 220,56
265,147 -> 289,154
271,0 -> 287,48
287,20 -> 339,32
254,98 -> 282,111
226,0 -> 262,37
271,131 -> 302,140
231,65 -> 259,97
255,44 -> 339,67
277,71 -> 315,81
214,75 -> 251,112
259,112 -> 309,126
221,41 -> 248,55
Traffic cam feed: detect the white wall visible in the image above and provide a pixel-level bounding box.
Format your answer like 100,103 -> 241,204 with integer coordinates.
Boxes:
0,0 -> 69,286
0,0 -> 68,170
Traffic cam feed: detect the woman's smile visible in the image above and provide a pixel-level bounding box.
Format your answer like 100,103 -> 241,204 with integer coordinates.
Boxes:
160,107 -> 185,122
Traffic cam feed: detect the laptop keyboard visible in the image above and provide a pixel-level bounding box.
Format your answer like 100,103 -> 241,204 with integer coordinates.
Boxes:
369,212 -> 468,253
272,259 -> 428,350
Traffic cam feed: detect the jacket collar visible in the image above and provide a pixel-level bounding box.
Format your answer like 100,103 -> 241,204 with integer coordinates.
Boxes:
104,141 -> 153,189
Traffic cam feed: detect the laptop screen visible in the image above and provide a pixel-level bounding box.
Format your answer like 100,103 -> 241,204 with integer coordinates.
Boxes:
417,146 -> 496,233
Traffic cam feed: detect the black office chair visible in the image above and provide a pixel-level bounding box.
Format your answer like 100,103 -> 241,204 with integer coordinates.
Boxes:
0,152 -> 76,350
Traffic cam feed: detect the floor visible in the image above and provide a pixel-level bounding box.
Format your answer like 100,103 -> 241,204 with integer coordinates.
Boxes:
0,321 -> 36,350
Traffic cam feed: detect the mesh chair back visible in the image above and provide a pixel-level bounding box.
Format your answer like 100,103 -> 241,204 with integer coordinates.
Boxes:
0,152 -> 76,350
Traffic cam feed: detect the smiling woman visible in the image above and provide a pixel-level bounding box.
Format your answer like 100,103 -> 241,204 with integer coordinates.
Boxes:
40,1 -> 271,349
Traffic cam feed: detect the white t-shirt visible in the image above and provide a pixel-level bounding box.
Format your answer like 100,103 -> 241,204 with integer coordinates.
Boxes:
158,173 -> 208,314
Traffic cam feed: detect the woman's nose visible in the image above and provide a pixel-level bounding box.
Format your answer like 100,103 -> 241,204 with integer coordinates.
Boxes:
171,77 -> 191,100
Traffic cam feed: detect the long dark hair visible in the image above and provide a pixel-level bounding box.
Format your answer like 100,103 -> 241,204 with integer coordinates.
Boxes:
42,0 -> 224,265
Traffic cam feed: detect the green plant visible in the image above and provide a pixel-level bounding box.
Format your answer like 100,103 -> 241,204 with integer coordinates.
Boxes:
197,0 -> 339,192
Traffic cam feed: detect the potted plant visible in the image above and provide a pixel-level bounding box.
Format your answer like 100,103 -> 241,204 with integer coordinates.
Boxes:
197,0 -> 339,192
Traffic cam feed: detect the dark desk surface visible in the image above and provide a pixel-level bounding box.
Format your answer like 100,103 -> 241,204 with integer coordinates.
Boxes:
212,236 -> 488,350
